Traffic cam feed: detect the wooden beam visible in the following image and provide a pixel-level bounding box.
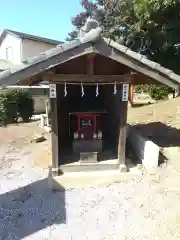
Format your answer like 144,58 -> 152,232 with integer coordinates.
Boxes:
43,73 -> 137,83
118,84 -> 128,172
50,84 -> 59,176
86,54 -> 95,75
23,72 -> 163,86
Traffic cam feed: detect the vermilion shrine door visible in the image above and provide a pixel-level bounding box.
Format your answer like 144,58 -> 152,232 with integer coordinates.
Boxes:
78,115 -> 95,140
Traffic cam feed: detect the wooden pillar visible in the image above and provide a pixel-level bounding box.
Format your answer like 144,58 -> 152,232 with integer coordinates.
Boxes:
118,84 -> 129,172
129,84 -> 134,105
49,83 -> 59,176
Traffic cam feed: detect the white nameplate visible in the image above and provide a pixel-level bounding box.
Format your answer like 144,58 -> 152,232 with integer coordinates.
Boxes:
49,84 -> 56,98
122,84 -> 129,101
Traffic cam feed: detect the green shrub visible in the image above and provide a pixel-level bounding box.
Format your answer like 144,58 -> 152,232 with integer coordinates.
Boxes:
0,89 -> 18,125
0,96 -> 8,125
16,90 -> 34,121
148,85 -> 171,100
0,88 -> 34,125
135,84 -> 172,100
134,84 -> 149,93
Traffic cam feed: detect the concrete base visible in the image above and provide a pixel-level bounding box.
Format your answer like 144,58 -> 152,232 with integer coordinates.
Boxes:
119,164 -> 127,172
49,168 -> 142,189
44,126 -> 51,133
79,152 -> 98,163
50,167 -> 59,177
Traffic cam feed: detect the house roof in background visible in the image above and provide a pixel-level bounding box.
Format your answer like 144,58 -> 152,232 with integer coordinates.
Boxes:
1,29 -> 63,45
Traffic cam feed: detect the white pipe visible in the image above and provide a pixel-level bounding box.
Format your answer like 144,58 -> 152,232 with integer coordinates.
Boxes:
45,100 -> 49,127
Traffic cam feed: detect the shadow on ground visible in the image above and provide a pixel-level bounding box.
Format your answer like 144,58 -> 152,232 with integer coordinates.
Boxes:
0,176 -> 66,239
125,138 -> 141,165
131,103 -> 152,108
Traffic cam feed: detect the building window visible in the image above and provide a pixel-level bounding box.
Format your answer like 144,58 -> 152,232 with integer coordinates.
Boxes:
5,47 -> 13,60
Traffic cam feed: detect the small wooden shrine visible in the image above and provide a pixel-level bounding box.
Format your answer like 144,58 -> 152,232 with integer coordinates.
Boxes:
0,19 -> 179,176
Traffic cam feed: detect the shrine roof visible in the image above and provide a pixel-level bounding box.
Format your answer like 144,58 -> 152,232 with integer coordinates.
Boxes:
0,24 -> 180,89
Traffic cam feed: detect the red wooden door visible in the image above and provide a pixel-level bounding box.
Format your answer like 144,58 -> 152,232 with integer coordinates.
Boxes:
79,115 -> 94,140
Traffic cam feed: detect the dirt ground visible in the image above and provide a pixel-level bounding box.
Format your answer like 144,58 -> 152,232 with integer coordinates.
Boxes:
0,121 -> 52,170
129,96 -> 180,128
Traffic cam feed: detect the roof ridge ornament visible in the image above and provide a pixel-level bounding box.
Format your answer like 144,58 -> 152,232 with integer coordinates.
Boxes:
78,17 -> 102,44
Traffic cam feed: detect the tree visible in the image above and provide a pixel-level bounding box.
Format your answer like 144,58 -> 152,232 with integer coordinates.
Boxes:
67,0 -> 180,98
68,0 -> 180,71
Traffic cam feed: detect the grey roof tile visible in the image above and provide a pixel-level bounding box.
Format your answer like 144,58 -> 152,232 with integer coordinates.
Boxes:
125,49 -> 143,61
60,40 -> 81,51
106,38 -> 128,53
108,39 -> 146,62
24,54 -> 47,65
39,40 -> 81,60
168,72 -> 180,84
107,38 -> 180,86
10,64 -> 26,73
43,46 -> 64,58
155,64 -> 173,75
0,69 -> 11,78
140,56 -> 158,69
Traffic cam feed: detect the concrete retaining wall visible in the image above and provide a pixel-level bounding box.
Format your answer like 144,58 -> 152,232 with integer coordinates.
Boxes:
127,125 -> 160,173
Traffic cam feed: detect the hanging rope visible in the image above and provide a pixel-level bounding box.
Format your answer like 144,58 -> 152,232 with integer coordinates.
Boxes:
57,82 -> 125,85
96,83 -> 99,97
113,81 -> 117,95
81,82 -> 84,97
64,82 -> 67,97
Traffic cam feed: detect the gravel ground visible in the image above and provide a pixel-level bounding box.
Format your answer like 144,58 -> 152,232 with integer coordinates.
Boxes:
0,140 -> 180,240
0,119 -> 180,240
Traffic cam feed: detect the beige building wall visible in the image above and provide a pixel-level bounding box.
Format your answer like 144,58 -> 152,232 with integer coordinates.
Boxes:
21,39 -> 55,62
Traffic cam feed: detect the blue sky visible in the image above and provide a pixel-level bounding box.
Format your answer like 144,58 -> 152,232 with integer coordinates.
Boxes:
0,0 -> 84,41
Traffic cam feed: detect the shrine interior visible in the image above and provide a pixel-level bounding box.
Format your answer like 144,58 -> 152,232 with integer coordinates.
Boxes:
56,84 -> 122,165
